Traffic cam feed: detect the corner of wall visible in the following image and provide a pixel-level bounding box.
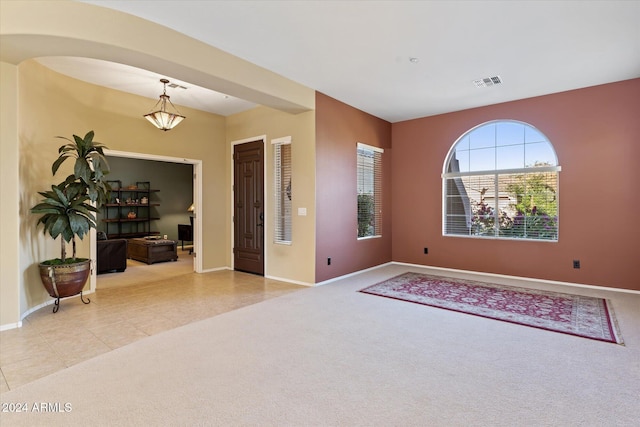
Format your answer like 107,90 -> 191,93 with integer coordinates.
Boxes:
0,61 -> 22,327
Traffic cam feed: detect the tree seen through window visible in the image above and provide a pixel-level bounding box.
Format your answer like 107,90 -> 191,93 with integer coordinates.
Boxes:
443,121 -> 560,241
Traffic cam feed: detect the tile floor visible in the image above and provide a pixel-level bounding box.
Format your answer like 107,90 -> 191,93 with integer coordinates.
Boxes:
0,249 -> 304,394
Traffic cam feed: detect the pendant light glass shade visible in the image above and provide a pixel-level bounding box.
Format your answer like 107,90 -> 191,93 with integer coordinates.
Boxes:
144,79 -> 185,131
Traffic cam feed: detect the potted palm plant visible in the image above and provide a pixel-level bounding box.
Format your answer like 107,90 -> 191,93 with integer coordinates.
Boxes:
30,131 -> 111,312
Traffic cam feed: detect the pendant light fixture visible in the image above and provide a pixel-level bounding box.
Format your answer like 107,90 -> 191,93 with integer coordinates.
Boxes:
144,78 -> 185,131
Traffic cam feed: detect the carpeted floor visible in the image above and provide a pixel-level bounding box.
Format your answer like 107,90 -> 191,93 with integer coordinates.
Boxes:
359,272 -> 624,344
1,264 -> 639,426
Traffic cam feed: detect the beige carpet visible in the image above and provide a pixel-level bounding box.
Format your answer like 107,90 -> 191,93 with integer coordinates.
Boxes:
1,264 -> 639,426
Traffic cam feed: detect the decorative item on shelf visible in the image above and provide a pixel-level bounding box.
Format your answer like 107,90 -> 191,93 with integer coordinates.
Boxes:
127,185 -> 137,190
127,211 -> 137,219
143,78 -> 186,131
102,180 -> 161,239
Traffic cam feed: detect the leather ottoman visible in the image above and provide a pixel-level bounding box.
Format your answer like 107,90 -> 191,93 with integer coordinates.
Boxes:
127,238 -> 178,265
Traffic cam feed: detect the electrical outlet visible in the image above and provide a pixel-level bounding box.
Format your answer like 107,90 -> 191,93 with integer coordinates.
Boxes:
573,260 -> 580,269
327,257 -> 331,266
424,247 -> 429,254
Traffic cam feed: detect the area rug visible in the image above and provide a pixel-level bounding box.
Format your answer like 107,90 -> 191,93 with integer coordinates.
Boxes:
359,272 -> 623,344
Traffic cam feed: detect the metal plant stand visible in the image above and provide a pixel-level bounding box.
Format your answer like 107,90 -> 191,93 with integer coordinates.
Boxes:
52,292 -> 91,313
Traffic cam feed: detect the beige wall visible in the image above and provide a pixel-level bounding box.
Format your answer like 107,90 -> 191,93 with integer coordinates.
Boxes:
1,60 -> 315,327
226,107 -> 316,285
16,60 -> 228,313
0,61 -> 20,327
0,0 -> 317,327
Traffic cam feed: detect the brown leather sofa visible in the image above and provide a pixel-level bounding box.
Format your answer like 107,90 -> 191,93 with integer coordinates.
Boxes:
96,232 -> 128,274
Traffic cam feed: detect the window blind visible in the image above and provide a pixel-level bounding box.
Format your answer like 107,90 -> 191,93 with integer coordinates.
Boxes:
273,139 -> 292,243
357,142 -> 383,238
444,170 -> 558,240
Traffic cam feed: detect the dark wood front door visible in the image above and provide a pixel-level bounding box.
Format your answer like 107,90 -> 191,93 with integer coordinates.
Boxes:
233,141 -> 264,275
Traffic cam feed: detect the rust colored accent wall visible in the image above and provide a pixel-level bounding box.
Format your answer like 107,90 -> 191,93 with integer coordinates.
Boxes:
391,79 -> 640,291
316,93 -> 392,282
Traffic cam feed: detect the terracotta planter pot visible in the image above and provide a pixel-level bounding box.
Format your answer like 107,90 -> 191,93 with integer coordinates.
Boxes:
38,259 -> 91,299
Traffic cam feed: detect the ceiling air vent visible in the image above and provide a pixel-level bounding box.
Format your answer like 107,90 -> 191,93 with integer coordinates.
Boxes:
473,76 -> 503,88
167,83 -> 188,90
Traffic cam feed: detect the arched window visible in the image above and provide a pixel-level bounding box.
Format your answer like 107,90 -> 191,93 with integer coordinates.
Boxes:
443,120 -> 560,241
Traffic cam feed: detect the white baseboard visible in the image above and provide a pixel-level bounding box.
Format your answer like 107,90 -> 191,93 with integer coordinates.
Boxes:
200,266 -> 231,274
200,266 -> 313,287
0,321 -> 22,332
314,262 -> 394,287
392,261 -> 640,295
312,261 -> 640,295
265,275 -> 313,287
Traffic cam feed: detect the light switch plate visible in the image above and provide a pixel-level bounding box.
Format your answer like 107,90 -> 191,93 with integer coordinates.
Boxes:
298,207 -> 307,216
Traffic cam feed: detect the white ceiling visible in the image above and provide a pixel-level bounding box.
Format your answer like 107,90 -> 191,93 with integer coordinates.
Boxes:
35,56 -> 258,117
43,1 -> 640,123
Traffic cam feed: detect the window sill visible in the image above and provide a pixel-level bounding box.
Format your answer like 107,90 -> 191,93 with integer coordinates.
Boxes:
443,234 -> 557,243
357,235 -> 382,241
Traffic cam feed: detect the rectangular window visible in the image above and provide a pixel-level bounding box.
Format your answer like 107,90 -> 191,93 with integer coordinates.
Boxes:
273,137 -> 292,244
444,168 -> 559,241
357,142 -> 383,238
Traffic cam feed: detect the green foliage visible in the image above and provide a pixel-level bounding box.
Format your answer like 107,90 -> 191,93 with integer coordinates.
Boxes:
506,171 -> 557,218
470,169 -> 558,240
502,210 -> 558,240
31,131 -> 111,261
52,131 -> 111,208
357,194 -> 374,237
503,170 -> 558,240
31,183 -> 99,242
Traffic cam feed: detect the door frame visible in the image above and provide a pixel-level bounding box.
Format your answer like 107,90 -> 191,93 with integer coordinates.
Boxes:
89,150 -> 203,293
230,135 -> 267,274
